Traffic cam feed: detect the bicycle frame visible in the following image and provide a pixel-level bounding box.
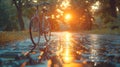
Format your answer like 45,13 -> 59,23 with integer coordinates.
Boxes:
29,2 -> 51,51
32,5 -> 49,34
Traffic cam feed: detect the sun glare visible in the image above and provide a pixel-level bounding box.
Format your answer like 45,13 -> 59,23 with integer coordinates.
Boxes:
56,0 -> 72,21
64,13 -> 72,21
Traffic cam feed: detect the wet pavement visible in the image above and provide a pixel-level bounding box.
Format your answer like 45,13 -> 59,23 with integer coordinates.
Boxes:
0,32 -> 120,67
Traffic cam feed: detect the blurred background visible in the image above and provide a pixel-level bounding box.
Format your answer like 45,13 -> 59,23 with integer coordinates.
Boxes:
0,0 -> 120,32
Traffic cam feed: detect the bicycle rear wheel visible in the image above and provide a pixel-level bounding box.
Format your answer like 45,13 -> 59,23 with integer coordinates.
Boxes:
43,19 -> 51,42
29,16 -> 40,46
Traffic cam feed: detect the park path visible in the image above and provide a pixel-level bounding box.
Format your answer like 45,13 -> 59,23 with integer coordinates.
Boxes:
0,32 -> 120,67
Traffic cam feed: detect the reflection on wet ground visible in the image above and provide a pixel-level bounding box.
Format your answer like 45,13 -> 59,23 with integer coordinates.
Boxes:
0,32 -> 120,67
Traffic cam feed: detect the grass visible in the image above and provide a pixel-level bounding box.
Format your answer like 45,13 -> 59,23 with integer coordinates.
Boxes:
0,28 -> 120,45
0,31 -> 30,45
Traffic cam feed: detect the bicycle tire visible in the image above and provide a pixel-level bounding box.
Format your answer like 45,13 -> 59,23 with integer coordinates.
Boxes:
29,16 -> 40,46
43,18 -> 51,42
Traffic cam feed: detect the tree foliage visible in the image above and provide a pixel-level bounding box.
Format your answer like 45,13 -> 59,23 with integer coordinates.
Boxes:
68,0 -> 95,30
0,0 -> 19,31
97,0 -> 119,21
0,0 -> 9,30
1,0 -> 120,31
12,0 -> 27,30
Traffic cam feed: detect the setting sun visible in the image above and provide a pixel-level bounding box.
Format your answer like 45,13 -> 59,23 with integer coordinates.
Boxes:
64,13 -> 72,21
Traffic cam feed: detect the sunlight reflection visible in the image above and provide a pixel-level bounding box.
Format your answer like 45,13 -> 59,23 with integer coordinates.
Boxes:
55,32 -> 74,63
89,35 -> 100,63
64,32 -> 71,41
62,32 -> 73,63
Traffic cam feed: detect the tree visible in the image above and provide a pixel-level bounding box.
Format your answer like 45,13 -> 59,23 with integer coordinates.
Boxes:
99,0 -> 117,22
116,0 -> 120,13
109,0 -> 117,17
68,0 -> 95,30
0,0 -> 19,31
0,0 -> 10,30
12,0 -> 26,30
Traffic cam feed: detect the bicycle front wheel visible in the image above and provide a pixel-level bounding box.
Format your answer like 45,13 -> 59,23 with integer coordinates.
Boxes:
29,16 -> 40,46
44,19 -> 51,42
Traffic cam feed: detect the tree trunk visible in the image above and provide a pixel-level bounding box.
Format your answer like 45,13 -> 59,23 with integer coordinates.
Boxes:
17,8 -> 25,30
109,0 -> 117,18
13,0 -> 25,30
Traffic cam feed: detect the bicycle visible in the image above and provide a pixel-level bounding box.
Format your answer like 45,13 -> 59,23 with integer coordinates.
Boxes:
29,2 -> 51,49
25,2 -> 63,66
23,2 -> 52,64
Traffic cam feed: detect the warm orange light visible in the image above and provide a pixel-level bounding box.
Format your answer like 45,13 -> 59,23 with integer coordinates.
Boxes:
64,13 -> 72,21
56,15 -> 61,19
56,32 -> 73,63
62,32 -> 73,63
65,32 -> 71,41
51,14 -> 55,19
64,56 -> 72,63
83,60 -> 87,64
64,56 -> 69,61
56,9 -> 64,14
63,48 -> 72,63
38,51 -> 44,59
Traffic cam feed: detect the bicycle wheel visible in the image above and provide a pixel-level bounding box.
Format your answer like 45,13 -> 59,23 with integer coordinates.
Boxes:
43,18 -> 51,42
29,16 -> 40,46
